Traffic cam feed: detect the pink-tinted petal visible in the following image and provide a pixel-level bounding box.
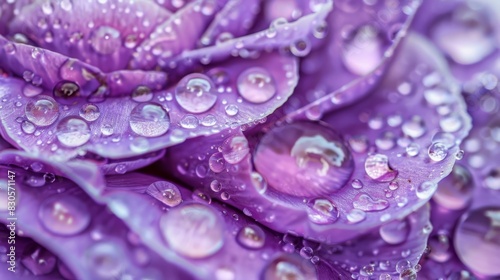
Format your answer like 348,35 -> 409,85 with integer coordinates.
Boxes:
7,0 -> 171,72
0,51 -> 297,161
163,33 -> 471,243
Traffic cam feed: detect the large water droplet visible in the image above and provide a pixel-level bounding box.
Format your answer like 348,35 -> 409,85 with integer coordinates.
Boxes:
237,67 -> 276,103
56,116 -> 91,147
129,102 -> 170,137
454,207 -> 500,277
25,95 -> 59,127
353,193 -> 389,212
175,73 -> 217,113
262,254 -> 317,280
237,224 -> 266,249
221,135 -> 249,164
254,122 -> 353,197
364,154 -> 397,182
307,198 -> 339,224
431,5 -> 495,65
379,219 -> 410,245
146,181 -> 182,207
433,164 -> 473,210
90,26 -> 121,55
342,25 -> 384,76
428,142 -> 448,162
38,195 -> 90,236
159,203 -> 224,258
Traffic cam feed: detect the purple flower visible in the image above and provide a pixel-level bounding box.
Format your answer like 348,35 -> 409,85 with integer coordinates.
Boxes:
0,0 -> 498,279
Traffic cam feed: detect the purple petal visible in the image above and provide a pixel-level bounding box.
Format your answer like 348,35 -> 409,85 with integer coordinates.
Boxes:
163,33 -> 471,243
0,51 -> 297,161
7,0 -> 171,72
319,204 -> 432,279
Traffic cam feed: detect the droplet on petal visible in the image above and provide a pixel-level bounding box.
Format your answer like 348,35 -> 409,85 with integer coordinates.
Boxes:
38,195 -> 90,235
237,67 -> 276,103
25,95 -> 59,127
364,154 -> 397,182
342,25 -> 385,76
79,103 -> 100,122
254,122 -> 354,197
262,254 -> 317,280
353,193 -> 389,212
56,116 -> 91,147
379,219 -> 410,245
454,207 -> 500,277
146,181 -> 182,207
175,74 -> 217,113
129,103 -> 170,137
237,224 -> 266,249
159,204 -> 224,258
221,135 -> 249,164
307,198 -> 339,224
433,164 -> 473,210
90,26 -> 122,55
416,181 -> 438,200
85,242 -> 124,278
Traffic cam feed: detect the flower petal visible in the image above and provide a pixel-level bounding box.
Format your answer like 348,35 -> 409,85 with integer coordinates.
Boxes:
0,51 -> 297,161
163,33 -> 471,243
7,0 -> 171,72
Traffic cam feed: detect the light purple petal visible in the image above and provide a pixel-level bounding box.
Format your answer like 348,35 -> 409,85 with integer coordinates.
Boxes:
7,0 -> 171,72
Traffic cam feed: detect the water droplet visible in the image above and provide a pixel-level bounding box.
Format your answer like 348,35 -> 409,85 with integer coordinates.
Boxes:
254,122 -> 353,197
351,179 -> 363,189
221,135 -> 249,164
307,198 -> 339,224
428,142 -> 448,161
21,120 -> 36,134
457,208 -> 500,276
39,195 -> 90,235
210,180 -> 222,192
237,67 -> 276,103
406,143 -> 420,157
175,73 -> 217,113
159,204 -> 224,258
21,245 -> 57,276
129,103 -> 170,137
342,25 -> 384,76
379,219 -> 410,244
146,181 -> 182,207
237,224 -> 265,249
484,168 -> 500,190
209,152 -> 225,173
396,260 -> 411,273
262,255 -> 317,280
360,265 -> 375,276
416,181 -> 438,199
25,95 -> 59,127
431,5 -> 495,65
180,115 -> 199,129
402,116 -> 426,138
53,81 -> 80,105
85,242 -> 123,278
100,124 -> 114,136
290,39 -> 311,57
90,26 -> 121,55
364,154 -> 397,182
347,208 -> 366,224
79,103 -> 100,122
131,86 -> 153,102
130,137 -> 149,153
56,116 -> 91,147
201,114 -> 217,126
428,233 -> 451,262
440,114 -> 463,133
353,193 -> 389,212
224,104 -> 239,116
399,268 -> 417,280
433,164 -> 473,210
251,172 -> 267,194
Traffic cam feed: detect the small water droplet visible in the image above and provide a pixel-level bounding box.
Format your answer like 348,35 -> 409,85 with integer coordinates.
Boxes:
21,120 -> 36,134
25,95 -> 59,127
342,25 -> 385,76
428,142 -> 448,161
209,152 -> 225,173
56,116 -> 91,147
416,181 -> 438,199
159,204 -> 224,258
175,74 -> 217,113
428,233 -> 451,263
405,143 -> 420,157
39,195 -> 90,235
364,154 -> 397,182
221,136 -> 249,164
379,219 -> 410,245
180,115 -> 199,129
353,193 -> 389,212
53,81 -> 80,104
224,104 -> 239,116
237,67 -> 276,103
262,255 -> 317,280
131,86 -> 153,102
237,224 -> 265,249
347,208 -> 366,224
433,164 -> 473,210
79,103 -> 100,122
90,26 -> 121,55
146,181 -> 182,207
210,180 -> 222,192
85,242 -> 123,278
402,116 -> 426,138
307,198 -> 339,224
129,103 -> 170,137
351,179 -> 363,189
